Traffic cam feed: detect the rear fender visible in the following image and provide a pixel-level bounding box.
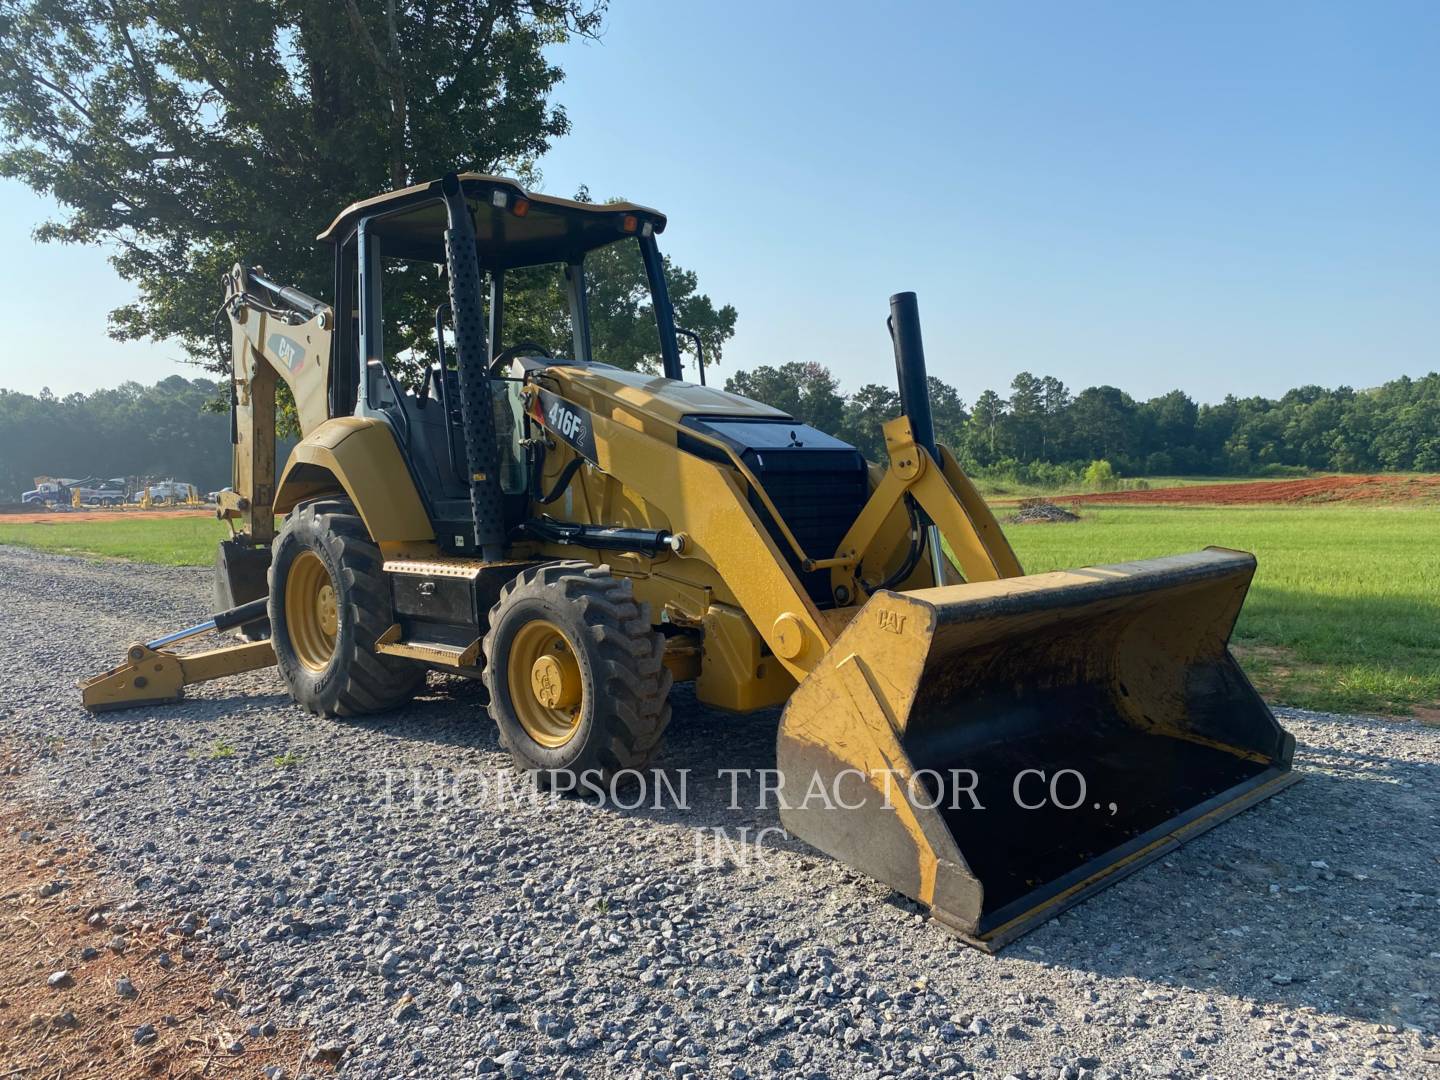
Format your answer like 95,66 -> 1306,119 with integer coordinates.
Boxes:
275,417 -> 433,543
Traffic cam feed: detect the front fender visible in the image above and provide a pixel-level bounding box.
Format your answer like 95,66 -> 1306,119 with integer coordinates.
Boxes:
274,417 -> 433,543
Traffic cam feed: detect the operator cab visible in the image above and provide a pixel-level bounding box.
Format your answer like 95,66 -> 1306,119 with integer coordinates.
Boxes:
318,174 -> 684,553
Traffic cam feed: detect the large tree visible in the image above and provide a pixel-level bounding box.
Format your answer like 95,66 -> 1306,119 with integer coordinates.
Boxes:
1007,371 -> 1043,461
964,389 -> 1008,464
1067,385 -> 1136,461
0,1 -> 734,380
725,361 -> 846,435
928,375 -> 968,452
840,382 -> 900,462
0,1 -> 589,358
1039,374 -> 1071,458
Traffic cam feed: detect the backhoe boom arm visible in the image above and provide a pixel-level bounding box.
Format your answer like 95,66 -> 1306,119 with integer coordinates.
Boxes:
216,264 -> 335,545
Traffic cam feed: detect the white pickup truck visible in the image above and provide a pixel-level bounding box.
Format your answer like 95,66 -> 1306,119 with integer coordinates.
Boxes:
129,480 -> 198,503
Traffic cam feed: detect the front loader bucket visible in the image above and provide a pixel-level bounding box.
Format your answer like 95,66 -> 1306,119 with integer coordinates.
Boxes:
777,547 -> 1297,951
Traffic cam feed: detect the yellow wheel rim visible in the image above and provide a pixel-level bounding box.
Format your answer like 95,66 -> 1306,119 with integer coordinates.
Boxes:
507,618 -> 584,748
285,549 -> 338,672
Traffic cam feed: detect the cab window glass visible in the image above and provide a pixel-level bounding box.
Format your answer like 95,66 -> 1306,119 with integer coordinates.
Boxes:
500,263 -> 573,358
585,238 -> 662,371
380,257 -> 447,387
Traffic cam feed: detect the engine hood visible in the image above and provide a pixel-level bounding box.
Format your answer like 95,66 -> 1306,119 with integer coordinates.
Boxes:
544,361 -> 789,427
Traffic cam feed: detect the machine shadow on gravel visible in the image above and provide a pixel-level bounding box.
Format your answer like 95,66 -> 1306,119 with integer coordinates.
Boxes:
354,679 -> 813,850
81,690 -> 299,723
164,672 -> 1435,1030
1022,727 -> 1439,1028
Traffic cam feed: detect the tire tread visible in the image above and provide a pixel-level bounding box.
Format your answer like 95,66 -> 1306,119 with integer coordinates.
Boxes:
481,561 -> 672,780
268,498 -> 424,717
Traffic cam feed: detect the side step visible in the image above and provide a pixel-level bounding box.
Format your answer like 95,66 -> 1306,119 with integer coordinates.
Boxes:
374,624 -> 480,668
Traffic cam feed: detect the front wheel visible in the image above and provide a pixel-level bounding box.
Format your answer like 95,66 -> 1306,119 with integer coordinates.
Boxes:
268,498 -> 425,716
482,562 -> 672,783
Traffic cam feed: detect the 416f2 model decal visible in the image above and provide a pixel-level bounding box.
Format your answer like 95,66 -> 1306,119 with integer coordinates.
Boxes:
535,389 -> 599,464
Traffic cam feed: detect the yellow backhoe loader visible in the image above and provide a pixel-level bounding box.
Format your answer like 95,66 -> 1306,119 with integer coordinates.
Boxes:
81,174 -> 1298,950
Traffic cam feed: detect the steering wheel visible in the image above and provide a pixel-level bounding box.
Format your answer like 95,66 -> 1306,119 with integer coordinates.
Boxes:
489,341 -> 553,375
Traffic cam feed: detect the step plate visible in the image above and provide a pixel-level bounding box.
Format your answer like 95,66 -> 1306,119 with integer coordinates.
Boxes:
374,624 -> 481,668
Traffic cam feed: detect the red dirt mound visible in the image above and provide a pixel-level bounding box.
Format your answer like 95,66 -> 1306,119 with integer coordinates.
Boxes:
1076,475 -> 1440,506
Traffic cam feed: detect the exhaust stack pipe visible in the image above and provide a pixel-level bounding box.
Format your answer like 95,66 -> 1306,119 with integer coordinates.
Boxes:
888,291 -> 947,584
440,173 -> 506,560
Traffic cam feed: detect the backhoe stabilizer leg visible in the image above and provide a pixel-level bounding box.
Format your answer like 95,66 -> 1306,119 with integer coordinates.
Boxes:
79,640 -> 276,712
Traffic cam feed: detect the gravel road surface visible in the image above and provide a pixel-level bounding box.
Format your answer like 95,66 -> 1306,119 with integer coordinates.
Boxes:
2,544 -> 1437,1080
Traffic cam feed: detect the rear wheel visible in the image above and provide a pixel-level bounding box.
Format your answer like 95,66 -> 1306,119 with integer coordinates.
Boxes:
482,562 -> 672,783
268,498 -> 425,716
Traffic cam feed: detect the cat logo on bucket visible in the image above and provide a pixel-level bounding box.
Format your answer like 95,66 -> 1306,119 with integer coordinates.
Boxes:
878,609 -> 907,634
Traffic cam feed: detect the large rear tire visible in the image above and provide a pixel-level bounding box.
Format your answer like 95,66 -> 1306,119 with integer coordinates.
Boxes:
482,562 -> 672,783
268,498 -> 425,716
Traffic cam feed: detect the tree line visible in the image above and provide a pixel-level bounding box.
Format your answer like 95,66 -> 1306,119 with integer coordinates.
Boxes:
0,377 -> 238,499
5,363 -> 1436,501
725,362 -> 1440,478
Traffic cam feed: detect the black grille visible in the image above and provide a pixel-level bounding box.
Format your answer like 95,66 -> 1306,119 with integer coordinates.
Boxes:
750,464 -> 867,607
754,469 -> 864,554
681,416 -> 869,608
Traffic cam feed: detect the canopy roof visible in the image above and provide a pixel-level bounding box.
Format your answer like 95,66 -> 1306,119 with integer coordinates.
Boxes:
316,174 -> 666,269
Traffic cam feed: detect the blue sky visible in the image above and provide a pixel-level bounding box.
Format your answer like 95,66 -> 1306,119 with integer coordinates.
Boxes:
2,0 -> 1437,404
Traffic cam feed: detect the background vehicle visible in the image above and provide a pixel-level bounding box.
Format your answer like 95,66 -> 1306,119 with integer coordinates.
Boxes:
23,477 -> 129,506
21,479 -> 68,505
84,174 -> 1297,950
128,480 -> 197,504
73,477 -> 127,506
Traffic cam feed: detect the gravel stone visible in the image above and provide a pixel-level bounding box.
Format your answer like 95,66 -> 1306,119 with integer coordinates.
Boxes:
3,546 -> 1438,1080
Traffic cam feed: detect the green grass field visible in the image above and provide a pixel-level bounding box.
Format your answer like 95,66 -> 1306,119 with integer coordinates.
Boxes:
2,503 -> 1435,717
1004,505 -> 1439,718
0,515 -> 227,565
